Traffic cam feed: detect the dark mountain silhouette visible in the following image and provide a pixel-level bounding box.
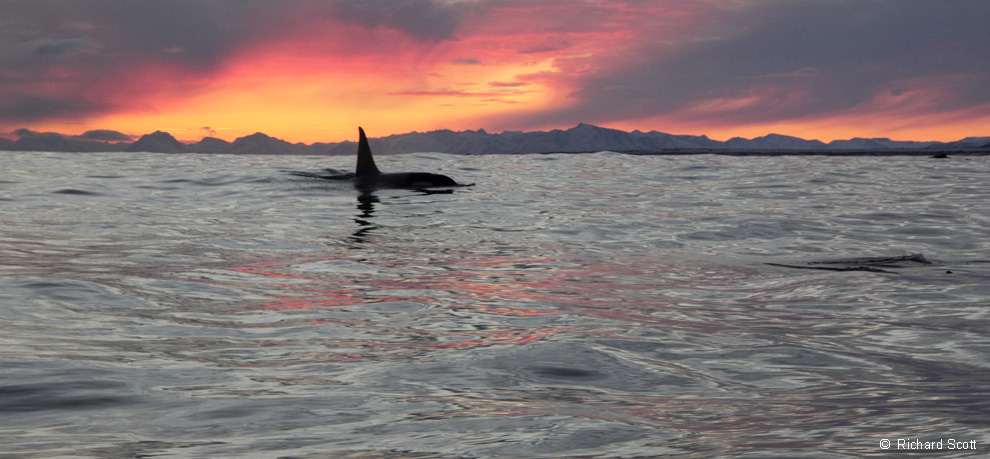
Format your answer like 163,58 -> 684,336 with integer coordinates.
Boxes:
3,124 -> 988,155
187,136 -> 232,153
4,129 -> 128,152
126,131 -> 186,153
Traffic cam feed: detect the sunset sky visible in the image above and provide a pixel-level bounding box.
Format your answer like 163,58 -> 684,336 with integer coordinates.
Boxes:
3,0 -> 989,143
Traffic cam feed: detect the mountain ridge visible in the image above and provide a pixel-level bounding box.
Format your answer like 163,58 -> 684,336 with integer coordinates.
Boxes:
3,124 -> 988,155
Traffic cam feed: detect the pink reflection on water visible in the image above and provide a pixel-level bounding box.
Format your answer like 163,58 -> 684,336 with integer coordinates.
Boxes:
226,252 -> 754,332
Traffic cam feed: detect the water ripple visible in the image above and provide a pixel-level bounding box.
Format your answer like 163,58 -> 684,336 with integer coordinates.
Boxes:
1,152 -> 988,457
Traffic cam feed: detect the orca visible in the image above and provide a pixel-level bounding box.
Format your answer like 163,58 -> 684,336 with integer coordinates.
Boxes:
353,127 -> 468,190
289,127 -> 470,189
766,253 -> 934,273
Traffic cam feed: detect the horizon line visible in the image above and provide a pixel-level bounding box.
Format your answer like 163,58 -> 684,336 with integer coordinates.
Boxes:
6,123 -> 988,146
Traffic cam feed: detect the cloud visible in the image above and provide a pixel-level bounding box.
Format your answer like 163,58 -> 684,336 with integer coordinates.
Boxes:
518,38 -> 571,54
453,57 -> 483,65
0,1 -> 264,124
387,89 -> 501,97
21,37 -> 99,56
508,0 -> 990,130
0,96 -> 110,123
489,81 -> 529,88
0,0 -> 468,127
765,67 -> 820,79
331,0 -> 463,41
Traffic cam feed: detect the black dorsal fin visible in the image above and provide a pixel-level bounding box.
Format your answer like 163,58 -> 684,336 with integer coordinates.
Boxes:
355,127 -> 381,177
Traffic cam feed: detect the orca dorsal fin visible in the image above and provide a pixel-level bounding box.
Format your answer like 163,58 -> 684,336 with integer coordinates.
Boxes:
355,127 -> 381,177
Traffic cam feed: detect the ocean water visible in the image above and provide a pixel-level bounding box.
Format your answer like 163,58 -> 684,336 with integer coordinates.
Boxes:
1,151 -> 988,458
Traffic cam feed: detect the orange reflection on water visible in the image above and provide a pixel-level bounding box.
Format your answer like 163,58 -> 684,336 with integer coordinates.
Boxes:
229,254 -> 570,317
196,252 -> 764,372
226,252 -> 740,334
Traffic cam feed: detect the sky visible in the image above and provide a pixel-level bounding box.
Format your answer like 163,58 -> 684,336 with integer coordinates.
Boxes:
2,0 -> 989,143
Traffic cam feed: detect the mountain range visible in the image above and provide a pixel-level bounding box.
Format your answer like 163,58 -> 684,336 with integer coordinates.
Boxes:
3,123 -> 989,155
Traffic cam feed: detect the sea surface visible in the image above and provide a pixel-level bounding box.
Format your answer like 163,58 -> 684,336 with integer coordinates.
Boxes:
1,151 -> 988,458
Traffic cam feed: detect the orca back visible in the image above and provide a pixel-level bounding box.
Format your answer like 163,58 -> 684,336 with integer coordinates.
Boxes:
351,127 -> 471,190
